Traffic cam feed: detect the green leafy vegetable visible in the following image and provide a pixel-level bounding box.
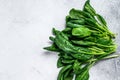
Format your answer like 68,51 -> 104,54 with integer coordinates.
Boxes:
44,0 -> 118,80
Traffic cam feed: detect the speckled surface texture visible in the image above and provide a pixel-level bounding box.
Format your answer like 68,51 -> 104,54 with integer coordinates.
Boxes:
0,0 -> 120,80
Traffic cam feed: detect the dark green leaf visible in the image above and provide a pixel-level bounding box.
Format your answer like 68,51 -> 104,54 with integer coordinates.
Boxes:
52,28 -> 60,35
69,8 -> 94,19
72,40 -> 95,46
67,22 -> 85,28
64,67 -> 74,80
69,19 -> 85,25
62,28 -> 72,33
83,0 -> 96,16
49,36 -> 55,42
66,15 -> 71,22
96,14 -> 107,26
57,65 -> 72,80
75,62 -> 95,80
75,70 -> 89,80
62,53 -> 73,60
43,44 -> 60,52
57,57 -> 64,68
71,53 -> 92,61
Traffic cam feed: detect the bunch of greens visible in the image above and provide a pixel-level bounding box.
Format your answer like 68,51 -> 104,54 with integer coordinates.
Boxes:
44,0 -> 118,80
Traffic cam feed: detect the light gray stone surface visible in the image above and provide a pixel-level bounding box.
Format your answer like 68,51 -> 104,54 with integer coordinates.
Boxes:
0,0 -> 119,80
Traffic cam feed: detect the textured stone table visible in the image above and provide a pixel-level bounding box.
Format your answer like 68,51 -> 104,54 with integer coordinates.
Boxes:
0,0 -> 120,80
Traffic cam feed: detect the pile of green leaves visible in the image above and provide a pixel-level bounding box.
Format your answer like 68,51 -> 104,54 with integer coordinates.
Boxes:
44,0 -> 118,80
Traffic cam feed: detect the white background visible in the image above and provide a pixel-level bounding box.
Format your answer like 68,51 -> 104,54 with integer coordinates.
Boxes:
0,0 -> 120,80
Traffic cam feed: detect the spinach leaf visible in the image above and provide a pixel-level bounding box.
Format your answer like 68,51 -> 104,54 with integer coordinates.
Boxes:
72,27 -> 91,38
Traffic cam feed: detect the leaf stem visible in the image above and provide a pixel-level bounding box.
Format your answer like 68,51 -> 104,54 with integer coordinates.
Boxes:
103,54 -> 120,59
87,54 -> 120,63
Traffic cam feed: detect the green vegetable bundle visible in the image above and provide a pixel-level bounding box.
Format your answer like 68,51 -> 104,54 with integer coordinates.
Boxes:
44,0 -> 118,80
